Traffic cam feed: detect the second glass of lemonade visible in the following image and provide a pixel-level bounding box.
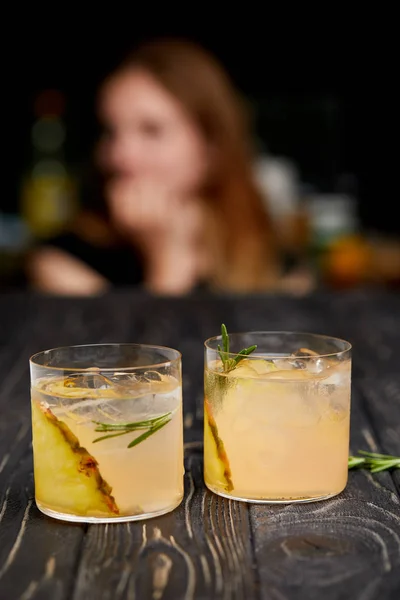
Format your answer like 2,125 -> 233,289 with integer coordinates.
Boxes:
204,331 -> 352,503
30,343 -> 184,523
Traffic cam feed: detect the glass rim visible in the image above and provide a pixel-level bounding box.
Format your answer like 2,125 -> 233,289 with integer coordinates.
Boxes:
30,342 -> 182,372
204,330 -> 352,359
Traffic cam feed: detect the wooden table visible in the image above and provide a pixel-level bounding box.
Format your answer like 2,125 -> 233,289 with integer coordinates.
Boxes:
0,290 -> 399,600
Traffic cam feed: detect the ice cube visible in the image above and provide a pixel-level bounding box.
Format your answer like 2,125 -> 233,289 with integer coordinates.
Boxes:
227,358 -> 268,378
56,391 -> 156,425
273,357 -> 305,370
144,370 -> 163,382
322,361 -> 351,386
306,358 -> 329,375
246,359 -> 278,375
40,373 -> 117,398
286,347 -> 320,370
326,403 -> 348,422
273,348 -> 334,375
115,372 -> 177,398
292,347 -> 319,357
262,369 -> 313,381
227,358 -> 278,379
226,361 -> 259,379
91,371 -> 166,398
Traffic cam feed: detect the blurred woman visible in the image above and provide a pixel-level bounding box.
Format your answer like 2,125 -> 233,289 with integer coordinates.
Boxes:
27,37 -> 283,295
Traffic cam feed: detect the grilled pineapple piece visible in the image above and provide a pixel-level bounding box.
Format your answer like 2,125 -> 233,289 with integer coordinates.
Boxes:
32,401 -> 119,517
204,399 -> 233,492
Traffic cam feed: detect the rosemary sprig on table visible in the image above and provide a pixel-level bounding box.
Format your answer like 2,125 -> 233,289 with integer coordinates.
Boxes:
218,324 -> 257,372
348,451 -> 400,472
92,412 -> 172,448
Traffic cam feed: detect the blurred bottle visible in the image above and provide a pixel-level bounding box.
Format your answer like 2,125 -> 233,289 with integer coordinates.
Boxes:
20,89 -> 78,240
254,155 -> 310,259
305,191 -> 371,288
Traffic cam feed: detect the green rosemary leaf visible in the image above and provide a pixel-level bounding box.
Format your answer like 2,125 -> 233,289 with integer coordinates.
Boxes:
217,344 -> 225,365
93,414 -> 169,432
233,345 -> 258,366
92,430 -> 135,443
348,456 -> 365,469
358,450 -> 400,460
221,324 -> 229,354
92,412 -> 172,448
370,459 -> 400,473
218,324 -> 257,373
348,450 -> 400,471
127,416 -> 171,448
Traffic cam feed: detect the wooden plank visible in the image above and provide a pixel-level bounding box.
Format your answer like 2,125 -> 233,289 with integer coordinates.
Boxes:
0,294 -> 87,600
0,446 -> 85,600
324,290 -> 400,494
360,377 -> 400,495
0,292 -> 28,346
1,290 -> 400,600
71,445 -> 259,600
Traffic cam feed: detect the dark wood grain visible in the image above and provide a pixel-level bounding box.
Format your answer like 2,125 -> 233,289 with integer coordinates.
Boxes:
248,291 -> 400,600
0,290 -> 399,600
72,446 -> 258,600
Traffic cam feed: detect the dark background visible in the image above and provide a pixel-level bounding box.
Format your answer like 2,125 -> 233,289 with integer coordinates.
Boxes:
2,19 -> 397,234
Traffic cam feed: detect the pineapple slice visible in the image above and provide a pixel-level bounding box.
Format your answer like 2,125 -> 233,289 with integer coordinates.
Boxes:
32,401 -> 119,517
204,399 -> 233,492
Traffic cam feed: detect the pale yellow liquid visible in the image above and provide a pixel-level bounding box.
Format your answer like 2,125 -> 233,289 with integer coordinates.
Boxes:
204,359 -> 351,502
32,374 -> 184,520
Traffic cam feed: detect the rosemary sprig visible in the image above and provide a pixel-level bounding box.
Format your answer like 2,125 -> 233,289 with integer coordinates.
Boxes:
348,450 -> 400,472
217,324 -> 257,372
92,412 -> 172,447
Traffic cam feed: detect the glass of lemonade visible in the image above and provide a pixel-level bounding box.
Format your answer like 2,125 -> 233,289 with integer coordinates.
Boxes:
30,344 -> 184,523
204,330 -> 352,503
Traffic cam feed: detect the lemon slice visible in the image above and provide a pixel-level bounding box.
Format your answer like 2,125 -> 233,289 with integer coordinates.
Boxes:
32,401 -> 119,517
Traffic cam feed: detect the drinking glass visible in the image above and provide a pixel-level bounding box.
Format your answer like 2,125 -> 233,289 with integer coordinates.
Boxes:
204,331 -> 351,503
30,343 -> 183,522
